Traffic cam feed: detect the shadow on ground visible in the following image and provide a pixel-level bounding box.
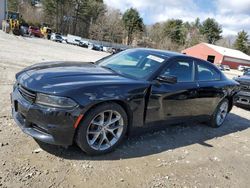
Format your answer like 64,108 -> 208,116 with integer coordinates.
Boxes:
37,112 -> 250,160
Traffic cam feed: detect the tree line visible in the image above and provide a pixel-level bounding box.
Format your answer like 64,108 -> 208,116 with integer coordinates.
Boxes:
7,0 -> 250,54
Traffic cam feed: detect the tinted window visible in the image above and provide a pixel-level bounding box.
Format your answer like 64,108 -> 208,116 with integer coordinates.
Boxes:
197,61 -> 221,81
161,59 -> 194,82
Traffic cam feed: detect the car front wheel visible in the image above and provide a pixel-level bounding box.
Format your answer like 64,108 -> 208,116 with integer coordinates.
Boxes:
210,99 -> 229,128
76,103 -> 128,155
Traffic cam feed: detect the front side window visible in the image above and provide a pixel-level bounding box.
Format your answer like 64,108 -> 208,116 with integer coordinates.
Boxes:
197,61 -> 221,81
161,59 -> 194,82
98,49 -> 168,79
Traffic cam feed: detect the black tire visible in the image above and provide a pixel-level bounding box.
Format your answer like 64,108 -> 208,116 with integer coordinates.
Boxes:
76,102 -> 128,155
210,98 -> 229,128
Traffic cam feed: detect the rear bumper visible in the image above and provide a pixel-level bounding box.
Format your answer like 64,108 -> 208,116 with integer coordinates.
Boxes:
11,87 -> 82,146
234,91 -> 250,107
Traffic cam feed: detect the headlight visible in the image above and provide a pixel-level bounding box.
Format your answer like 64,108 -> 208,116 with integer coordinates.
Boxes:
36,93 -> 77,108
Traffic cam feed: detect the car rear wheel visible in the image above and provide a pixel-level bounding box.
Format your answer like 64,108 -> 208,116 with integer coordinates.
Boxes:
76,103 -> 128,155
210,99 -> 229,128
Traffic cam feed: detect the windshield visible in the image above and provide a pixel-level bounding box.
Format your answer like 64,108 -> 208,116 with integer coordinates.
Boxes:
97,49 -> 168,79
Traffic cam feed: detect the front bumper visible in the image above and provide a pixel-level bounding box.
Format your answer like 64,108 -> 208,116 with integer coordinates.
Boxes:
11,87 -> 81,146
234,91 -> 250,107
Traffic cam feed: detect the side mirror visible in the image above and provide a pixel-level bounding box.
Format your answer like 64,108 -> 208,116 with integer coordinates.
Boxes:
156,75 -> 177,84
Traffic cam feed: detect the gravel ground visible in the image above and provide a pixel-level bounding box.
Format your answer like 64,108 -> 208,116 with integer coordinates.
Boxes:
0,31 -> 250,188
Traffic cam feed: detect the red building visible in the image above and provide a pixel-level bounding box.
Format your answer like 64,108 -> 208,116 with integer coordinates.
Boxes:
182,43 -> 250,69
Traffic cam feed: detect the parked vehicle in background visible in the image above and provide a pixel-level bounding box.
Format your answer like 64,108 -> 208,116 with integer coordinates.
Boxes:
20,23 -> 29,36
103,46 -> 112,52
93,44 -> 103,51
28,26 -> 43,38
244,68 -> 250,74
88,43 -> 103,51
61,36 -> 67,43
238,65 -> 250,72
112,48 -> 125,54
234,70 -> 250,109
88,43 -> 94,50
79,40 -> 89,48
102,46 -> 127,53
11,48 -> 239,155
217,65 -> 230,71
238,65 -> 244,71
51,33 -> 63,43
2,11 -> 21,35
243,70 -> 250,76
41,26 -> 52,40
66,34 -> 81,45
75,39 -> 81,46
216,64 -> 224,71
222,65 -> 230,71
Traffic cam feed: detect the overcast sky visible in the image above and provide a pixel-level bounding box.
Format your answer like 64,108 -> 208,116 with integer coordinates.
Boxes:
104,0 -> 250,36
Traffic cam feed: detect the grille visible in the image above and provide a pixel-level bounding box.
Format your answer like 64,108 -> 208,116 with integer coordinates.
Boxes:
237,81 -> 250,92
241,84 -> 250,92
18,85 -> 36,102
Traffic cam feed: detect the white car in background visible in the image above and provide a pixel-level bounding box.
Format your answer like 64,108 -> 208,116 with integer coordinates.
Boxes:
88,43 -> 94,50
66,34 -> 81,45
222,65 -> 230,71
103,46 -> 112,52
51,33 -> 63,43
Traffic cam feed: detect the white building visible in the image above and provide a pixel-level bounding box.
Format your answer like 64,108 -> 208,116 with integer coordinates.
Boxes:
0,0 -> 7,29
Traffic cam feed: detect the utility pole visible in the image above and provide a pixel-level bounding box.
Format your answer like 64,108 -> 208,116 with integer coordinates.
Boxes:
5,0 -> 8,19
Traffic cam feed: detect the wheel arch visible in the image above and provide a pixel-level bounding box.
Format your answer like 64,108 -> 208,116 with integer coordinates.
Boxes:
75,100 -> 133,136
226,95 -> 234,112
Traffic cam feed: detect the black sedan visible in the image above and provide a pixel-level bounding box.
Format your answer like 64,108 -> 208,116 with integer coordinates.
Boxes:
11,48 -> 239,155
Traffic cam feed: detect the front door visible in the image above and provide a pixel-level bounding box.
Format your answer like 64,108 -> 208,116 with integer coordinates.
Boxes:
145,57 -> 198,126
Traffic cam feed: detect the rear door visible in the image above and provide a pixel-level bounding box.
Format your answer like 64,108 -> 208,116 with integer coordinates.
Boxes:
194,60 -> 226,117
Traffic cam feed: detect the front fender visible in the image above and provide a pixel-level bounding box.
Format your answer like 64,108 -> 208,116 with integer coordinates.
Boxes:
69,83 -> 150,129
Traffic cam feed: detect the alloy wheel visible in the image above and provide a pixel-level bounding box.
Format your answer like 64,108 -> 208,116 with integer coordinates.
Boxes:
86,110 -> 124,151
216,101 -> 228,126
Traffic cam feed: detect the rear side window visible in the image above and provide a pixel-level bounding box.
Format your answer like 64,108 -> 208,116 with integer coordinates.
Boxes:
196,61 -> 221,81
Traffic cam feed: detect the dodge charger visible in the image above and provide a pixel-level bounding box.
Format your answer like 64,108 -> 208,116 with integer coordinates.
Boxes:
11,48 -> 239,155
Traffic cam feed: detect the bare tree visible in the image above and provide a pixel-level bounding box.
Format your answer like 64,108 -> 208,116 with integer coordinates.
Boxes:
89,8 -> 124,43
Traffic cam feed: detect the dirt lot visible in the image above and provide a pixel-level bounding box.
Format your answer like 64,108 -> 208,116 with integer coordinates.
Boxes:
0,31 -> 250,188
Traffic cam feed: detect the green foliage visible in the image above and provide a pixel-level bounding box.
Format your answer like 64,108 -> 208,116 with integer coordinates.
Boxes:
8,0 -> 19,12
234,30 -> 249,54
42,0 -> 58,16
199,18 -> 222,44
42,0 -> 105,36
122,8 -> 144,45
8,0 -> 34,11
194,17 -> 201,29
183,18 -> 205,47
8,1 -> 245,52
163,19 -> 186,45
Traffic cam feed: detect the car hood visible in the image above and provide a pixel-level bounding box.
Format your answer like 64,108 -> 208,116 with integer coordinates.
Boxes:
235,75 -> 250,83
17,61 -> 138,94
